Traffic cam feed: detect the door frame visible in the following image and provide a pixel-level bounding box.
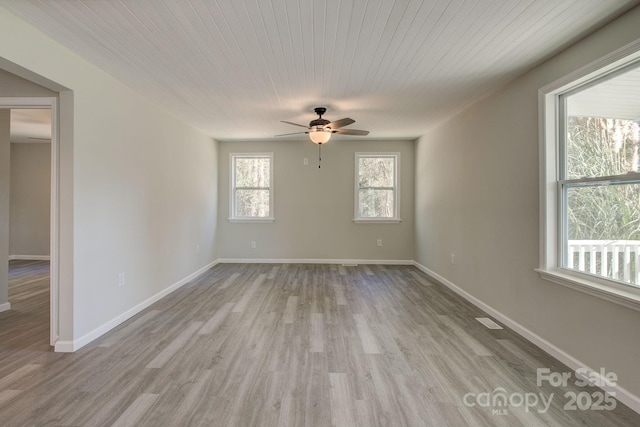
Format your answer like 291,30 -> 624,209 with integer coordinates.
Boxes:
1,97 -> 59,346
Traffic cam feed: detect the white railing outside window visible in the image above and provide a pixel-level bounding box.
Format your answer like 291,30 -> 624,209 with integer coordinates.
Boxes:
567,240 -> 640,286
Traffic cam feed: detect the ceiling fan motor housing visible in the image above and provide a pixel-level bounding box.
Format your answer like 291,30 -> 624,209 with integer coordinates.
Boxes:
310,107 -> 330,128
309,118 -> 330,128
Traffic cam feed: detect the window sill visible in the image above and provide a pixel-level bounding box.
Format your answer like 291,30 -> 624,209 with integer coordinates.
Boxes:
353,218 -> 402,224
228,218 -> 275,223
535,268 -> 640,312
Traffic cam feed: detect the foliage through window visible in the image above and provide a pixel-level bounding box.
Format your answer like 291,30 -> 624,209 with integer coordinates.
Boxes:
355,153 -> 399,221
560,62 -> 640,286
230,153 -> 273,220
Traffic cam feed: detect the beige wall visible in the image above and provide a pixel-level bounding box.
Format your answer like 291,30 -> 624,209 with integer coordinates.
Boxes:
0,8 -> 219,346
9,142 -> 50,256
415,6 -> 640,398
218,139 -> 414,261
0,110 -> 9,309
0,68 -> 55,97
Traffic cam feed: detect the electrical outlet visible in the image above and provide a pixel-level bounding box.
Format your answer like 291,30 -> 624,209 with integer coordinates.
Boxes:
377,239 -> 383,247
303,158 -> 309,165
451,254 -> 455,264
118,272 -> 126,287
251,240 -> 257,249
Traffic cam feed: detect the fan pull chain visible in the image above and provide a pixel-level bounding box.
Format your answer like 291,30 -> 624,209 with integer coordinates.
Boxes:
318,143 -> 322,169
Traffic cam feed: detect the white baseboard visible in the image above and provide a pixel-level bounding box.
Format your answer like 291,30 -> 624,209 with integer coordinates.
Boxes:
217,258 -> 414,265
55,259 -> 219,353
8,255 -> 50,261
0,302 -> 10,313
53,340 -> 74,352
412,262 -> 640,415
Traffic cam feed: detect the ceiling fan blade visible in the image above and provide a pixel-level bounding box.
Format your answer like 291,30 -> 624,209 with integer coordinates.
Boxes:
281,120 -> 309,129
326,118 -> 355,129
274,131 -> 308,137
334,129 -> 369,136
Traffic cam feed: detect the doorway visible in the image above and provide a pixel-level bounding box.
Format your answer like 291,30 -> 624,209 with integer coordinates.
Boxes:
0,99 -> 58,347
6,108 -> 52,348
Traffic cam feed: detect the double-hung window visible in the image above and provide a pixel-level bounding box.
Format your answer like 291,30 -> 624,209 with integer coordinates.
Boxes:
354,153 -> 400,222
230,153 -> 274,222
539,48 -> 640,309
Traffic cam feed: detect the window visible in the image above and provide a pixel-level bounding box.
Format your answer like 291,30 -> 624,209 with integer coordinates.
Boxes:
230,153 -> 274,222
354,153 -> 400,222
539,47 -> 640,309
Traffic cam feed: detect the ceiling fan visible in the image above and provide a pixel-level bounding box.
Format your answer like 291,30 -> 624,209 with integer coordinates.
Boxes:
276,107 -> 369,145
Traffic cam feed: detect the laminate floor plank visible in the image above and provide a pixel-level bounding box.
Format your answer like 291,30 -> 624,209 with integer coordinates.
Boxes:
145,321 -> 203,368
0,389 -> 21,406
354,313 -> 382,354
97,309 -> 161,348
219,272 -> 241,289
232,273 -> 266,313
1,262 -> 639,426
198,302 -> 235,335
329,372 -> 357,427
111,393 -> 159,427
310,312 -> 325,353
283,295 -> 298,324
277,396 -> 301,427
0,364 -> 41,390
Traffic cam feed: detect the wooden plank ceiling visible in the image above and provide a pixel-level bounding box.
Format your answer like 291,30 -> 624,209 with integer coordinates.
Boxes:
0,0 -> 636,140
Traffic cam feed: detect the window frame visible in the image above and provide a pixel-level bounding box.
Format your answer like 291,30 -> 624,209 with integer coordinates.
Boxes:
353,152 -> 401,223
229,153 -> 274,223
538,42 -> 640,311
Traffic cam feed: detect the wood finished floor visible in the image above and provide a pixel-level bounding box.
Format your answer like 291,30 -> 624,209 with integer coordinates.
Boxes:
1,260 -> 51,352
0,261 -> 638,426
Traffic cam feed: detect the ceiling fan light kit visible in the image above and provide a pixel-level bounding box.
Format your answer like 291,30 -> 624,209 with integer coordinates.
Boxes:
308,129 -> 332,144
276,107 -> 369,144
276,107 -> 370,167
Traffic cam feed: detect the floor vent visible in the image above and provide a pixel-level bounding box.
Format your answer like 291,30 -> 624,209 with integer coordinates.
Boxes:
476,317 -> 503,329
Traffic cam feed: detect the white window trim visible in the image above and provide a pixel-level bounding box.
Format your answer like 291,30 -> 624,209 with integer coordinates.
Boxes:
229,153 -> 275,223
538,39 -> 640,311
353,152 -> 401,223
